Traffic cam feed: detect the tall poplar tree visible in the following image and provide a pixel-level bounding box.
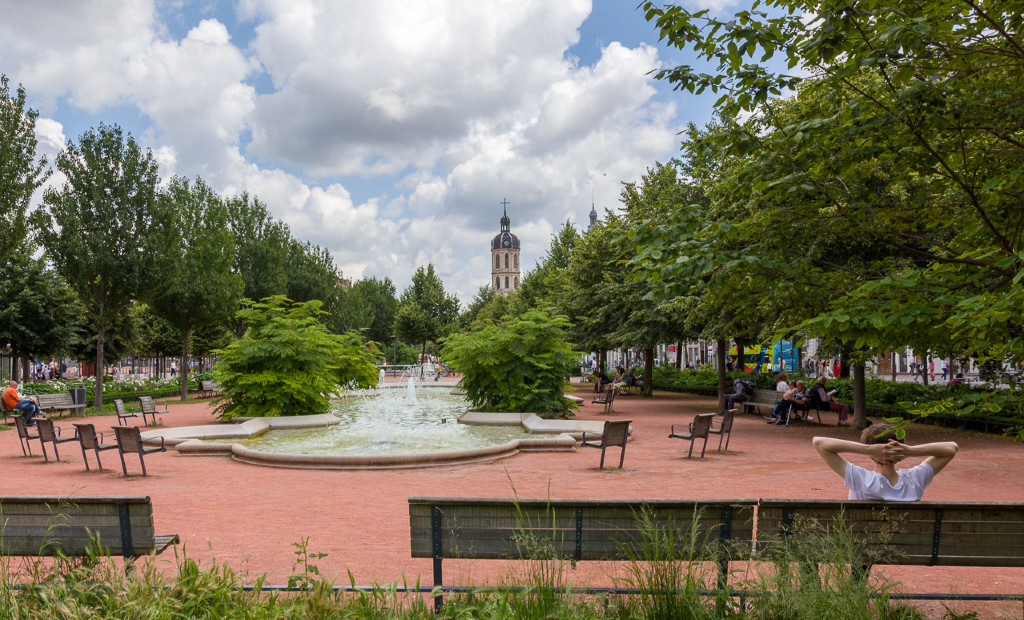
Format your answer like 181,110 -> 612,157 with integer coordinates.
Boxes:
395,264 -> 460,358
149,176 -> 242,400
38,124 -> 165,408
0,75 -> 50,261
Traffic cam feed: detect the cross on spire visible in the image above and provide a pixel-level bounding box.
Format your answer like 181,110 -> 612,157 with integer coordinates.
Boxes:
500,197 -> 510,215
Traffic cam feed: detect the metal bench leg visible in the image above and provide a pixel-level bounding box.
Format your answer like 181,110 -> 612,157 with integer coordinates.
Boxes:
598,446 -> 607,470
700,436 -> 709,458
618,443 -> 626,469
139,452 -> 148,477
80,443 -> 91,471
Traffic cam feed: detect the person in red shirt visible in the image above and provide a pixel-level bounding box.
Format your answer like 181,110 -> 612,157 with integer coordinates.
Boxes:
3,381 -> 40,426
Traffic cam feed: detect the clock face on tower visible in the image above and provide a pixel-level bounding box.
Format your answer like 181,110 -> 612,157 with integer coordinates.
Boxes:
502,238 -> 510,248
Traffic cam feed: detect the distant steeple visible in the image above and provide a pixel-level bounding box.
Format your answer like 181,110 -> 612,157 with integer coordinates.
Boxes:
588,202 -> 598,231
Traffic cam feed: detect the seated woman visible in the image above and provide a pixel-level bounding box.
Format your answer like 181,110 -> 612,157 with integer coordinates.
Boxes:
774,372 -> 790,392
612,366 -> 628,389
766,381 -> 808,426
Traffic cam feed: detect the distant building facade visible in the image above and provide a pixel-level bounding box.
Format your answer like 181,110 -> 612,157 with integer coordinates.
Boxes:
490,200 -> 520,294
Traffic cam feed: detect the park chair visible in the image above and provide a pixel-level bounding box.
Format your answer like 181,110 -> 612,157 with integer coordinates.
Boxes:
668,413 -> 715,459
1,401 -> 15,424
138,396 -> 167,425
112,425 -> 166,477
579,419 -> 632,470
13,414 -> 39,456
73,422 -> 119,471
592,387 -> 617,414
36,418 -> 78,462
709,409 -> 736,452
113,398 -> 142,426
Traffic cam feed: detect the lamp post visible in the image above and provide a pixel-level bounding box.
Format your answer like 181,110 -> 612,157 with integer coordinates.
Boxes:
391,335 -> 397,366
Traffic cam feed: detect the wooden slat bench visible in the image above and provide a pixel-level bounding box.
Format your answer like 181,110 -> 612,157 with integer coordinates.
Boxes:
739,388 -> 783,416
409,497 -> 757,611
193,381 -> 221,399
34,392 -> 86,419
0,495 -> 179,562
757,499 -> 1024,571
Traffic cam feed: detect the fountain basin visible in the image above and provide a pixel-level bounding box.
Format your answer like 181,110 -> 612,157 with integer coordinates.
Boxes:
150,388 -> 599,470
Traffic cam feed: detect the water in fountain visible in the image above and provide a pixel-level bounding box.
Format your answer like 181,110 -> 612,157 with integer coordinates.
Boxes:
220,387 -> 527,455
406,376 -> 417,405
379,368 -> 386,388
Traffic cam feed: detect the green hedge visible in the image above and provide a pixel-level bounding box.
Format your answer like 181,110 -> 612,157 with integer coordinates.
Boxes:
652,367 -> 1024,428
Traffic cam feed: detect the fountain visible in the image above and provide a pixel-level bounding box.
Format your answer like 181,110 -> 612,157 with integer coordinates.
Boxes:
405,377 -> 417,405
160,380 -> 602,469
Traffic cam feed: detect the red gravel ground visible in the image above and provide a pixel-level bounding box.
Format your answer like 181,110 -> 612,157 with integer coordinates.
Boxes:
2,384 -> 1022,617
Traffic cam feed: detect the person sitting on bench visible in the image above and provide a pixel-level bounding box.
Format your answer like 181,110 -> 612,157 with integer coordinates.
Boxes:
812,377 -> 850,425
591,369 -> 611,393
3,381 -> 41,426
766,381 -> 808,425
720,377 -> 748,413
813,423 -> 958,501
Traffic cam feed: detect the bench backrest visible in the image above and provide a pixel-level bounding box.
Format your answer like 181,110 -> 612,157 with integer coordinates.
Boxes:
72,423 -> 102,450
139,396 -> 157,414
410,497 -> 757,562
751,389 -> 782,403
35,393 -> 77,409
690,413 -> 714,439
13,414 -> 34,440
199,381 -> 220,391
718,409 -> 735,433
35,418 -> 63,443
113,425 -> 144,454
0,495 -> 157,557
113,399 -> 129,418
757,499 -> 1024,567
600,420 -> 631,446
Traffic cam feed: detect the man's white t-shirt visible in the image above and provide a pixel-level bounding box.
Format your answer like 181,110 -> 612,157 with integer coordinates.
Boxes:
844,462 -> 934,501
776,381 -> 789,392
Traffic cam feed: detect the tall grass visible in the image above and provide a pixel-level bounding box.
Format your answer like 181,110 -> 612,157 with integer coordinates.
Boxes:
0,509 -> 1000,619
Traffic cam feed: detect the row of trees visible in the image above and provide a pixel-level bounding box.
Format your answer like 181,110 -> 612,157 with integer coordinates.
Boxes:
1,76 -> 463,408
448,0 -> 1023,428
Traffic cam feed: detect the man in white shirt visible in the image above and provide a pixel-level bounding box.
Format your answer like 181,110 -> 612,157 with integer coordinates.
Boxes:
813,423 -> 958,501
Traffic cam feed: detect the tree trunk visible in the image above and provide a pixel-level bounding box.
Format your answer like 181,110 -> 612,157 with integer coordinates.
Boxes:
94,322 -> 105,410
839,349 -> 851,379
891,351 -> 897,381
736,343 -> 745,372
796,345 -> 803,376
922,352 -> 929,386
853,361 -> 868,429
716,339 -> 727,404
644,346 -> 654,397
675,341 -> 683,369
22,356 -> 30,383
11,353 -> 20,382
180,327 -> 191,401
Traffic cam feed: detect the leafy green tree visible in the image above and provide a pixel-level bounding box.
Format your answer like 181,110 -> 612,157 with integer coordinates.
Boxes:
285,239 -> 340,304
37,124 -> 166,408
226,192 -> 290,301
0,250 -> 77,380
328,277 -> 398,344
213,297 -> 380,419
149,176 -> 243,400
131,303 -> 181,359
395,264 -> 460,358
442,310 -> 581,417
0,75 -> 50,262
509,221 -> 580,316
643,0 -> 1024,424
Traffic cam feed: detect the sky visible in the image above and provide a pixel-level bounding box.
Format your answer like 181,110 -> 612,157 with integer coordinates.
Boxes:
0,0 -> 739,304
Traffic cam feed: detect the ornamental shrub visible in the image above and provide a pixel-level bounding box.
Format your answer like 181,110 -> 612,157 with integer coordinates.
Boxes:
441,310 -> 581,418
213,297 -> 379,419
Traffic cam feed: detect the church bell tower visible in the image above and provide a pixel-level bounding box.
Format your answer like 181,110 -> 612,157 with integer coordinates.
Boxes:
490,198 -> 520,295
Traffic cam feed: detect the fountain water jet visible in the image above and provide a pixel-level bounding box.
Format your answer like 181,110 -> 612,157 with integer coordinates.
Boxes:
406,377 -> 417,405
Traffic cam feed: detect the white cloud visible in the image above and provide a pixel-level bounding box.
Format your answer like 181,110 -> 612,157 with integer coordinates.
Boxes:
1,0 -> 688,304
